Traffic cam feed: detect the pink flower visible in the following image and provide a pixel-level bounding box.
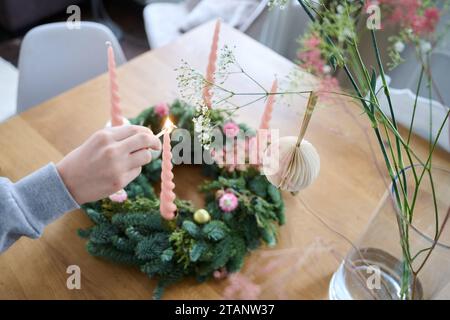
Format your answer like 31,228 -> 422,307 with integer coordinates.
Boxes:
412,7 -> 440,35
223,122 -> 240,138
109,189 -> 128,203
305,35 -> 321,49
375,0 -> 439,36
387,0 -> 420,26
154,102 -> 169,117
219,192 -> 239,212
317,75 -> 340,103
298,49 -> 326,76
213,268 -> 228,280
223,273 -> 261,300
298,34 -> 327,76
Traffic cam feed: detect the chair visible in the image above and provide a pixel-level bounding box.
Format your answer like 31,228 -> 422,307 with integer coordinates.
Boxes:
375,49 -> 450,152
238,0 -> 269,38
0,57 -> 18,122
17,21 -> 126,113
143,0 -> 269,49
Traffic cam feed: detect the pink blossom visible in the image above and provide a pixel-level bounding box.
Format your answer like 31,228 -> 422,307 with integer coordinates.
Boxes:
298,49 -> 326,76
317,75 -> 340,103
219,192 -> 239,212
298,34 -> 327,76
223,122 -> 240,138
213,268 -> 228,280
154,102 -> 169,117
386,0 -> 420,26
304,35 -> 321,49
223,273 -> 261,300
412,7 -> 440,35
374,0 -> 440,36
109,189 -> 128,203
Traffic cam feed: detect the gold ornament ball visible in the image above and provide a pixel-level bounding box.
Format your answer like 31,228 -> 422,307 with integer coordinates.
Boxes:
194,209 -> 211,224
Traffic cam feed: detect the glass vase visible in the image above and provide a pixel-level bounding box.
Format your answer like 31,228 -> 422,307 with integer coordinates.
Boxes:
329,166 -> 450,300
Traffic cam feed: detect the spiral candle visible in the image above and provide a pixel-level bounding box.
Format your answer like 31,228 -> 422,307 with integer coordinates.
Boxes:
107,42 -> 123,127
259,79 -> 278,130
255,79 -> 278,164
203,19 -> 221,108
160,130 -> 177,220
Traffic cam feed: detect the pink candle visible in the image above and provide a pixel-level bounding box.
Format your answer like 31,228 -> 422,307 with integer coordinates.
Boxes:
203,19 -> 221,109
259,79 -> 278,130
107,42 -> 123,127
160,126 -> 177,220
256,79 -> 277,164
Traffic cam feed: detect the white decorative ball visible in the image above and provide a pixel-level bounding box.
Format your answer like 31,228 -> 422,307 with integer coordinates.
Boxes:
262,136 -> 320,192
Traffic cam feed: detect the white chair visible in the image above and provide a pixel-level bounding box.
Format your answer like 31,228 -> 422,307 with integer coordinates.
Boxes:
238,0 -> 269,38
17,21 -> 126,113
375,49 -> 450,152
0,57 -> 18,122
143,0 -> 269,49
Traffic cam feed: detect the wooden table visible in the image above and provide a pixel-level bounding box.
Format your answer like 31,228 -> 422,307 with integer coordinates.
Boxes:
0,21 -> 448,299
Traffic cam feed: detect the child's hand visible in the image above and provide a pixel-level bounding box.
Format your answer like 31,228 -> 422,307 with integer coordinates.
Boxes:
56,125 -> 161,205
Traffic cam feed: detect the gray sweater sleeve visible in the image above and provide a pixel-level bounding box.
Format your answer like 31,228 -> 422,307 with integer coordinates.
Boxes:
0,163 -> 80,253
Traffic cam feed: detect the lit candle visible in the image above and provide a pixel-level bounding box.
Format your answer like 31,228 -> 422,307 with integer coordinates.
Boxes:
107,41 -> 123,127
203,19 -> 221,108
160,118 -> 177,220
155,121 -> 177,138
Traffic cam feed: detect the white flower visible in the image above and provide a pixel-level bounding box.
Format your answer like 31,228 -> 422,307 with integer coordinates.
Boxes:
322,65 -> 332,74
394,41 -> 405,53
337,5 -> 344,14
343,28 -> 353,38
217,45 -> 238,84
175,60 -> 206,106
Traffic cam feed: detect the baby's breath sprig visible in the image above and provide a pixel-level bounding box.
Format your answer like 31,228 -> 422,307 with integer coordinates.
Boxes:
192,102 -> 215,149
176,45 -> 317,148
175,60 -> 207,107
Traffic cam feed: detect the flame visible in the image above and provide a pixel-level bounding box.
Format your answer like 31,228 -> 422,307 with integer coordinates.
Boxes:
163,118 -> 176,133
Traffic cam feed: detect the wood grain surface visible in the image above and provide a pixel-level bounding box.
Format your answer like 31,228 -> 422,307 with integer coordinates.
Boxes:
0,21 -> 448,299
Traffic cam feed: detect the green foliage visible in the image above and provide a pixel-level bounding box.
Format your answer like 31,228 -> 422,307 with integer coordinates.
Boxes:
112,212 -> 164,232
135,233 -> 169,260
79,101 -> 286,299
189,241 -> 207,262
203,221 -> 228,241
248,175 -> 268,198
182,220 -> 201,239
169,229 -> 194,269
161,248 -> 174,262
89,224 -> 118,244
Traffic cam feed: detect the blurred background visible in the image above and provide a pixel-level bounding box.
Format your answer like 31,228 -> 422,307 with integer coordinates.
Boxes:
0,0 -> 311,122
0,0 -> 448,151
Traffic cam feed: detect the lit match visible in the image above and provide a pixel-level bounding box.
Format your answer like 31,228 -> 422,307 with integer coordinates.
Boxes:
155,118 -> 177,138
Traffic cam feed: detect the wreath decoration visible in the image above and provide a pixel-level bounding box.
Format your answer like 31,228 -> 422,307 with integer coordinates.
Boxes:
79,100 -> 285,299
